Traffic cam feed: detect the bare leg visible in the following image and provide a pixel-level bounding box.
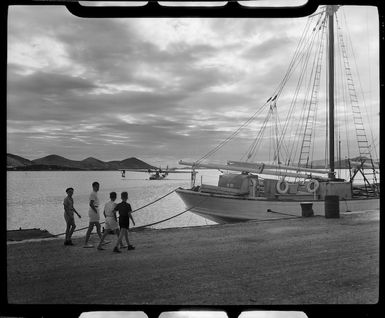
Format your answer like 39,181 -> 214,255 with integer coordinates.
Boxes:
124,230 -> 130,246
116,229 -> 124,248
65,223 -> 71,242
95,222 -> 102,240
69,224 -> 76,241
98,230 -> 111,248
97,230 -> 109,248
114,229 -> 125,250
84,223 -> 94,245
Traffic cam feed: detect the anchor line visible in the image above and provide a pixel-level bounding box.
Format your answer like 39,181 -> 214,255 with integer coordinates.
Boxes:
53,188 -> 179,237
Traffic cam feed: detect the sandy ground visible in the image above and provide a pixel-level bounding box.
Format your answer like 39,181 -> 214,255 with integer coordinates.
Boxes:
6,210 -> 379,305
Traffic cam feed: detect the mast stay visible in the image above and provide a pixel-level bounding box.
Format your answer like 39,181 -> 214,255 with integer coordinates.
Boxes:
179,6 -> 378,191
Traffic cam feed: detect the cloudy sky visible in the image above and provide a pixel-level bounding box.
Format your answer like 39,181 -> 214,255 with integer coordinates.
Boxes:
7,3 -> 379,167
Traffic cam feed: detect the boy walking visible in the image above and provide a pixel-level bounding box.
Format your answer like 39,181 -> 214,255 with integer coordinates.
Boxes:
63,187 -> 81,246
84,181 -> 103,248
113,192 -> 136,253
97,192 -> 125,250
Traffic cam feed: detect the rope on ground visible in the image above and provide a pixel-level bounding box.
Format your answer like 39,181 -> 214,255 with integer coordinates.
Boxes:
267,209 -> 302,218
251,216 -> 303,223
52,188 -> 177,237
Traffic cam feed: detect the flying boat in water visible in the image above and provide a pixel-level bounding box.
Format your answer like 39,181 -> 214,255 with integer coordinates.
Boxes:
176,6 -> 380,223
119,167 -> 197,180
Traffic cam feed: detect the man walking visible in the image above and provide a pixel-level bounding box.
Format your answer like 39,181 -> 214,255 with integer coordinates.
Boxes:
63,187 -> 81,245
84,182 -> 103,248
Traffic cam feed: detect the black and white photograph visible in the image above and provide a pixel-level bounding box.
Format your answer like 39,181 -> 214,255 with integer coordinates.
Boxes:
5,0 -> 380,313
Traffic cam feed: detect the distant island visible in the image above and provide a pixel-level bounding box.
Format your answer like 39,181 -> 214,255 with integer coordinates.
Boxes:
7,154 -> 157,171
7,153 -> 378,172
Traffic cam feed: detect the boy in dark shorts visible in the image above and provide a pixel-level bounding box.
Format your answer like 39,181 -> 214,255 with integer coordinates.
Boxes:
113,192 -> 136,253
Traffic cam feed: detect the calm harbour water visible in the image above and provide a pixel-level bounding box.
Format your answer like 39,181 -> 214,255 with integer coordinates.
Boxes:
6,170 -> 220,237
7,168 -> 378,237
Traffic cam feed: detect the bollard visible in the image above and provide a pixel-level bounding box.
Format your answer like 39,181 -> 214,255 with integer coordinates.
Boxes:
300,202 -> 314,217
325,195 -> 340,218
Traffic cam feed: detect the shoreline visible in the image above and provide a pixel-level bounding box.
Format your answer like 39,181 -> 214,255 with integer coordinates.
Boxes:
7,210 -> 377,243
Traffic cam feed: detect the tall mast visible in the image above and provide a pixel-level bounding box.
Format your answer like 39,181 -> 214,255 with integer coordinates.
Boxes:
327,5 -> 338,180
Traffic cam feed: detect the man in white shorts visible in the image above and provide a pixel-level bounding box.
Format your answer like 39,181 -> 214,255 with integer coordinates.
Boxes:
97,192 -> 126,250
84,181 -> 103,248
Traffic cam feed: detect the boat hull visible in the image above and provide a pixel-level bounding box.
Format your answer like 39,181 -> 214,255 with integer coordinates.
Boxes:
175,188 -> 379,223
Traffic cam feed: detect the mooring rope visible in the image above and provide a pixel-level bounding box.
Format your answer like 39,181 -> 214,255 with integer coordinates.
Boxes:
131,206 -> 195,231
53,188 -> 178,237
266,209 -> 302,218
53,189 -> 304,238
131,188 -> 176,214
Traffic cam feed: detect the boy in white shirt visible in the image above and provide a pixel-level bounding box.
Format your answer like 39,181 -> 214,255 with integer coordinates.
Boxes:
97,192 -> 125,250
84,181 -> 103,248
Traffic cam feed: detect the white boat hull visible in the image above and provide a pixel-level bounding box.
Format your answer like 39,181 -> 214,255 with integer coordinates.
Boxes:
175,188 -> 379,223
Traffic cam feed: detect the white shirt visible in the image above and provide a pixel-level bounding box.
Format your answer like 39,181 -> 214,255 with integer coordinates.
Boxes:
88,191 -> 100,221
104,201 -> 117,218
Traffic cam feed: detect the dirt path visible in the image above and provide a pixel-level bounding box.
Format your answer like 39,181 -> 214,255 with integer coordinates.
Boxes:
6,211 -> 379,305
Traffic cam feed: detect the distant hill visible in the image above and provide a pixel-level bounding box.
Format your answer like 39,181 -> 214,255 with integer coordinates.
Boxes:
118,157 -> 155,169
81,157 -> 109,170
7,153 -> 157,171
32,154 -> 82,169
7,153 -> 34,167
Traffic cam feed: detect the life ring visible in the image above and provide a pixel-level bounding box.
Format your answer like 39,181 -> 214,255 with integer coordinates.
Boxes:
276,179 -> 289,194
306,179 -> 320,193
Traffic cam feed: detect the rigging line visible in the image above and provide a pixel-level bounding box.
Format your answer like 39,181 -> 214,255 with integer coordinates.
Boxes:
274,31 -> 313,99
275,103 -> 280,163
244,106 -> 274,161
340,10 -> 379,161
268,119 -> 272,162
278,16 -> 325,155
276,12 -> 327,99
277,42 -> 317,164
194,22 -> 317,164
273,110 -> 291,162
286,21 -> 323,165
337,14 -> 374,166
364,8 -> 377,160
273,15 -> 319,98
324,14 -> 329,168
272,101 -> 293,164
336,20 -> 351,161
52,188 -> 177,237
298,21 -> 326,168
310,86 -> 320,168
200,11 -> 323,164
197,100 -> 270,163
248,105 -> 274,158
217,14 -> 320,164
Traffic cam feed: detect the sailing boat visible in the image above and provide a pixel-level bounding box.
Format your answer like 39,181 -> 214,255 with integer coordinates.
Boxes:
175,6 -> 380,223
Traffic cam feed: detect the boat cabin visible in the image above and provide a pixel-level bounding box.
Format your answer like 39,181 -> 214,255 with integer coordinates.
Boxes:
200,173 -> 258,196
199,173 -> 353,200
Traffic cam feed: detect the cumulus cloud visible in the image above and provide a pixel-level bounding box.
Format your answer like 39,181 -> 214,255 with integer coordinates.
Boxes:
7,6 -> 379,165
